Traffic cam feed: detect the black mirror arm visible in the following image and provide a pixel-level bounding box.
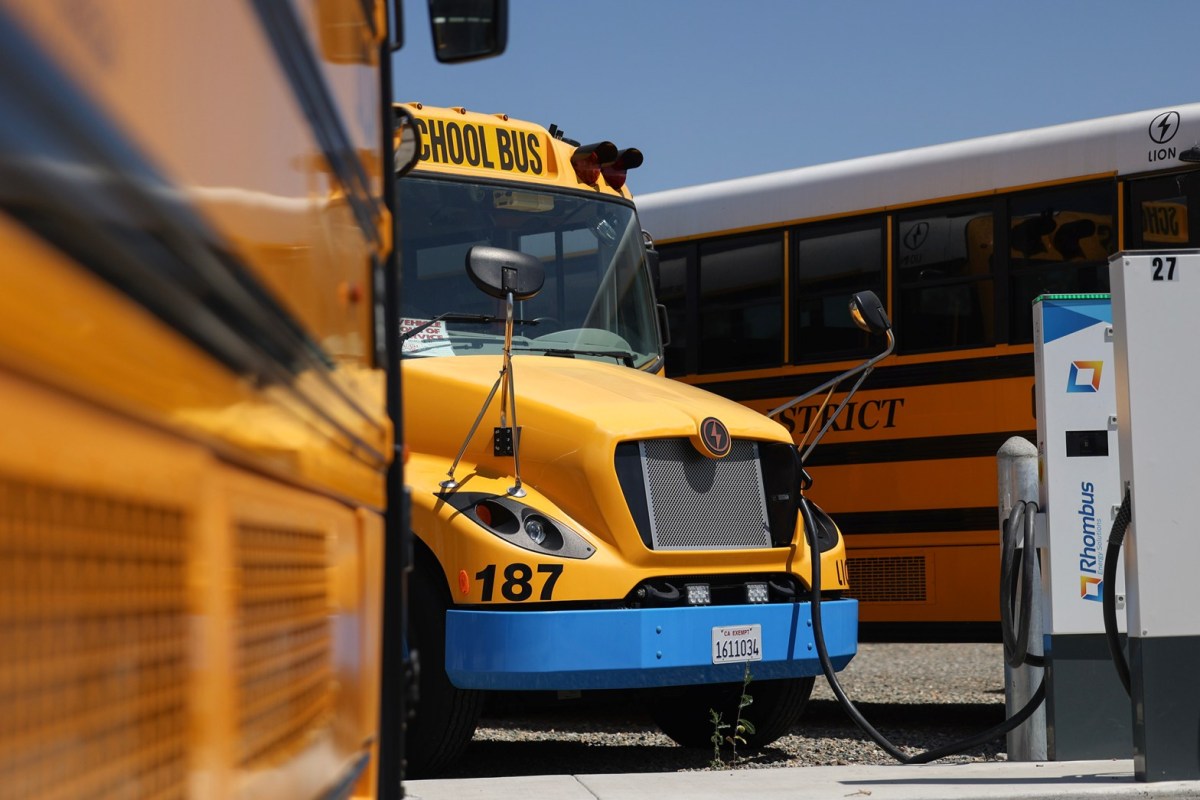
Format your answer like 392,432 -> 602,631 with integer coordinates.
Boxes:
767,329 -> 895,420
797,359 -> 877,464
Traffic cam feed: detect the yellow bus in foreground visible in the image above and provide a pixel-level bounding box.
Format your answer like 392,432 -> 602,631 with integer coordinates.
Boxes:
0,3 -> 503,798
396,104 -> 877,775
637,104 -> 1200,640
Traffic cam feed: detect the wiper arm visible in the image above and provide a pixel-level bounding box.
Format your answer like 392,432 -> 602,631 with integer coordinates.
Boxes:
401,312 -> 538,341
516,345 -> 635,367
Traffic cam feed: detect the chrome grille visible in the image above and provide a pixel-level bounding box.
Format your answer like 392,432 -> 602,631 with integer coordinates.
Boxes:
639,439 -> 771,550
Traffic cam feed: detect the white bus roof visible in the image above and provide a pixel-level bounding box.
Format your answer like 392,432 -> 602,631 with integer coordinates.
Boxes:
638,103 -> 1200,241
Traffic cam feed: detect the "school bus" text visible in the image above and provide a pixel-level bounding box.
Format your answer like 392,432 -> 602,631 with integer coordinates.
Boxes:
414,117 -> 545,175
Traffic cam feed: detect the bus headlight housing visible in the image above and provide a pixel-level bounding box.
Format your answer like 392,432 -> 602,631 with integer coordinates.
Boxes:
440,491 -> 595,559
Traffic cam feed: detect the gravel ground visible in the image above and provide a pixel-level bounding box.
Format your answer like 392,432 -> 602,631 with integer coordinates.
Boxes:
439,642 -> 1010,778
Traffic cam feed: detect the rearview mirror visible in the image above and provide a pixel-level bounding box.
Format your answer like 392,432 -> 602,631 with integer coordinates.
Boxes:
428,0 -> 508,63
466,246 -> 544,300
850,290 -> 891,335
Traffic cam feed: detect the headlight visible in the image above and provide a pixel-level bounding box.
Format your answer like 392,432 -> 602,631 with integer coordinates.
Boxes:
524,515 -> 549,545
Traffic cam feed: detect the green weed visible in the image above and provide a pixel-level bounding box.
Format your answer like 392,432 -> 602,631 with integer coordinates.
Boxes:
709,663 -> 755,768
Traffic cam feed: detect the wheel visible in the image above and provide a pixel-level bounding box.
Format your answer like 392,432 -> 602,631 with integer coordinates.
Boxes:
405,560 -> 485,777
648,676 -> 815,749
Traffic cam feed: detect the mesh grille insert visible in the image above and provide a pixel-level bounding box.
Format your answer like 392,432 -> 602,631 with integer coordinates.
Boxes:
235,522 -> 333,769
640,439 -> 770,550
845,556 -> 928,602
0,477 -> 188,800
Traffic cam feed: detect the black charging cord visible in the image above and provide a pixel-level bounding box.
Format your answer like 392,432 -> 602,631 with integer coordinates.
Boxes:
1000,501 -> 1045,669
1102,489 -> 1133,696
803,496 -> 1046,764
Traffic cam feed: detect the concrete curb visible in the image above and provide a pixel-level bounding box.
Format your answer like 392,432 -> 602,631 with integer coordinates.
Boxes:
405,759 -> 1200,800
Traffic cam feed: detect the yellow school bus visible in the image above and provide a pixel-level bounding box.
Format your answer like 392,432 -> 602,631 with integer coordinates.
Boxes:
0,3 -> 503,798
637,103 -> 1200,641
396,103 -> 875,775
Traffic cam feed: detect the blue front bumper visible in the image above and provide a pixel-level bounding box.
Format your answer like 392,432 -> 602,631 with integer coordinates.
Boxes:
445,598 -> 857,690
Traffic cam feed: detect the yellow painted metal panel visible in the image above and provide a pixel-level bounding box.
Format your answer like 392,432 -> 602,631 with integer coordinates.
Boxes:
0,368 -> 381,799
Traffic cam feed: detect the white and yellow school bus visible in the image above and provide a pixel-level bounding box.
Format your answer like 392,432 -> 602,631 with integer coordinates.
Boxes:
0,3 -> 504,798
395,103 -> 868,775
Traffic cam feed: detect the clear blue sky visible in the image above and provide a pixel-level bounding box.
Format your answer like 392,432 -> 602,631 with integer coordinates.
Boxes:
394,1 -> 1198,195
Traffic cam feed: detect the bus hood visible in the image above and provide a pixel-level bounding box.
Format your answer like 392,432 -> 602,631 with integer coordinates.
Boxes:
402,354 -> 789,454
403,354 -> 808,566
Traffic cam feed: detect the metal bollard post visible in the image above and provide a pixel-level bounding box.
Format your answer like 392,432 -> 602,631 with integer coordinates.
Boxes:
996,435 -> 1046,761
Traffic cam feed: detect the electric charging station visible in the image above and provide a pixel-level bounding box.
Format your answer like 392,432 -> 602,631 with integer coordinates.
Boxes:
807,259 -> 1200,775
1110,250 -> 1200,781
1032,295 -> 1129,760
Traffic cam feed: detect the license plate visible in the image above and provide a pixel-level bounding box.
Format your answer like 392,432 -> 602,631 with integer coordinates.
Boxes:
711,624 -> 762,664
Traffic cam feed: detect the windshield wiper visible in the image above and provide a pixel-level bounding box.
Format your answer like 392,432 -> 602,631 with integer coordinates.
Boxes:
401,312 -> 538,341
515,345 -> 635,367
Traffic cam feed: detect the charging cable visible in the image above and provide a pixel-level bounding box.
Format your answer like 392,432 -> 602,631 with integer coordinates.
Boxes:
1102,490 -> 1133,695
803,497 -> 1046,763
1000,501 -> 1044,669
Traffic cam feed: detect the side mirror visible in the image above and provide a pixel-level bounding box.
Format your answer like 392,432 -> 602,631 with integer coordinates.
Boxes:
394,106 -> 421,178
850,290 -> 891,335
427,0 -> 508,63
443,242 -> 537,498
466,246 -> 544,300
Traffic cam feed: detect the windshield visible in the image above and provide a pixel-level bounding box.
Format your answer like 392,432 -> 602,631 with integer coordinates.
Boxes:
397,176 -> 661,369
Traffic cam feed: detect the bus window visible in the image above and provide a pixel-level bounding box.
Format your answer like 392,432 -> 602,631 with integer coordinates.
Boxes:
517,228 -> 607,327
399,175 -> 660,365
1007,183 -> 1115,342
1128,171 -> 1200,249
895,202 -> 995,352
698,232 -> 784,372
792,217 -> 885,361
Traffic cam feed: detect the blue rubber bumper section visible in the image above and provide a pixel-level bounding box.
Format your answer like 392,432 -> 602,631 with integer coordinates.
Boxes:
444,599 -> 857,690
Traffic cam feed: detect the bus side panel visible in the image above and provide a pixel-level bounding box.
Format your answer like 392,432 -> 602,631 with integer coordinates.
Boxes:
218,466 -> 379,800
1,371 -> 202,798
5,0 -> 388,374
0,212 -> 388,509
1,2 -> 391,796
840,542 -> 1001,624
693,364 -> 1036,628
0,368 -> 379,799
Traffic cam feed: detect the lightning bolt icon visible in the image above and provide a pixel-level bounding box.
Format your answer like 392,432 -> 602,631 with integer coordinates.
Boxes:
1158,115 -> 1173,141
1149,111 -> 1180,146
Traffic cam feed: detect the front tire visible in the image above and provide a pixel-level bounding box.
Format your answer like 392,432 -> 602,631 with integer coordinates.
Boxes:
405,560 -> 484,777
649,675 -> 815,749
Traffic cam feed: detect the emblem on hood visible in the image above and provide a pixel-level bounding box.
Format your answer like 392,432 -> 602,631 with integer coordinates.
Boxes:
694,416 -> 732,459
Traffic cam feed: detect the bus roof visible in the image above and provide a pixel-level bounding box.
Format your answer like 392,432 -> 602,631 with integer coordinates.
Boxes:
639,103 -> 1200,242
398,102 -> 640,200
